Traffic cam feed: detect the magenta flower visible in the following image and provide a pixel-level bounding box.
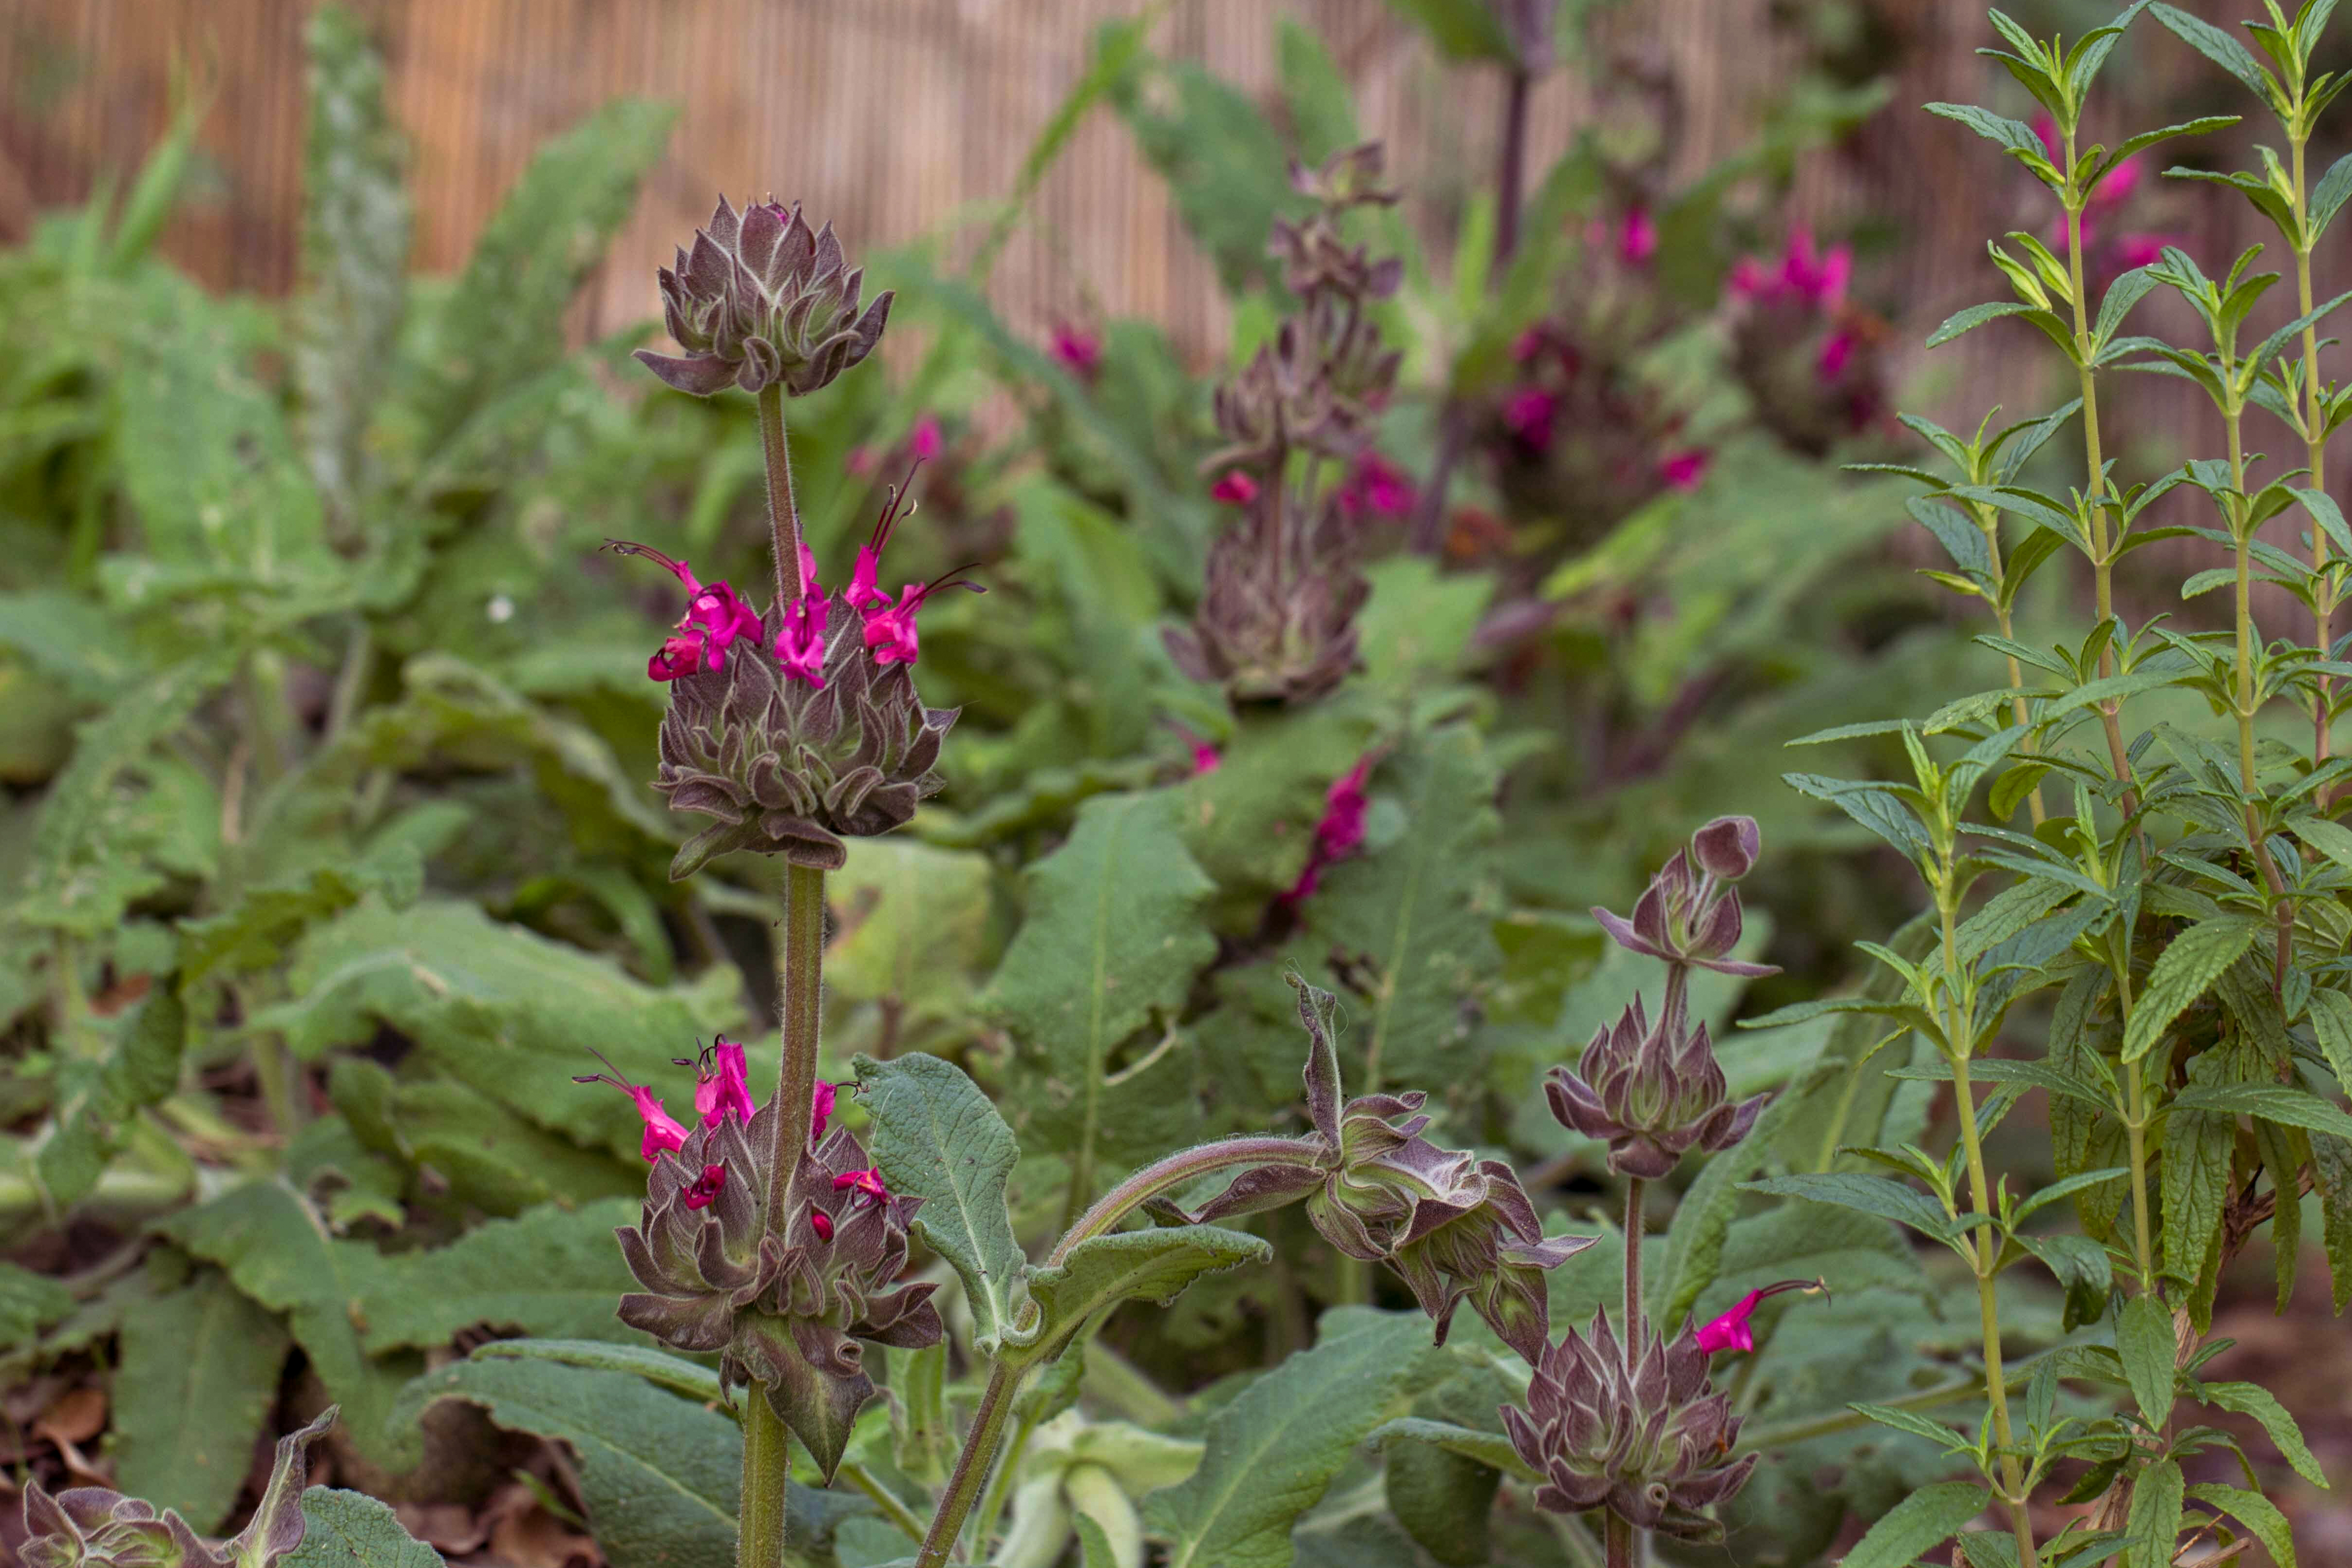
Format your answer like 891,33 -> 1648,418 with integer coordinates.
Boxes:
1618,206 -> 1658,266
1816,328 -> 1858,382
573,1050 -> 692,1161
1501,387 -> 1558,451
689,1037 -> 759,1128
1211,471 -> 1260,506
682,1162 -> 729,1210
609,542 -> 767,683
1510,327 -> 1546,363
841,462 -> 981,668
835,1167 -> 890,1205
1192,740 -> 1221,775
813,1080 -> 836,1142
1731,229 -> 1850,310
1337,452 -> 1415,519
775,587 -> 829,687
1050,322 -> 1103,380
845,544 -> 891,612
1694,1279 -> 1824,1355
2115,233 -> 2177,271
811,1209 -> 835,1242
1658,449 -> 1711,491
1283,756 -> 1376,904
910,415 -> 943,461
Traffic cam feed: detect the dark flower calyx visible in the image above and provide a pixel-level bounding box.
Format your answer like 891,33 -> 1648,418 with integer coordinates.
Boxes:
637,195 -> 893,398
20,1410 -> 335,1568
1503,1314 -> 1756,1542
1546,995 -> 1765,1179
1170,975 -> 1591,1363
1593,815 -> 1779,977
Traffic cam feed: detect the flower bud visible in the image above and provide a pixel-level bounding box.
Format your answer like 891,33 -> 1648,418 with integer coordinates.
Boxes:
637,197 -> 892,398
1163,484 -> 1369,706
1592,820 -> 1780,978
1502,1315 -> 1756,1542
1689,814 -> 1760,882
1545,997 -> 1765,1179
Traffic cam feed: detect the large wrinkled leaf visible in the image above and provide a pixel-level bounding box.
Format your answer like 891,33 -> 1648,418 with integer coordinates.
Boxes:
152,1181 -> 418,1467
397,1355 -> 848,1568
286,1489 -> 445,1568
826,838 -> 996,1036
1145,1311 -> 1438,1568
36,982 -> 188,1209
114,1267 -> 294,1532
295,4 -> 410,526
1287,723 -> 1502,1094
1840,1482 -> 1992,1568
1010,1226 -> 1271,1363
394,99 -> 674,464
853,1053 -> 1028,1358
357,1198 -> 644,1353
982,790 -> 1218,1197
271,897 -> 737,1158
328,1058 -> 643,1219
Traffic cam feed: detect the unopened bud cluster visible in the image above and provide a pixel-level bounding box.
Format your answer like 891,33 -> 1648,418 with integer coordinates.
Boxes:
1168,143 -> 1405,706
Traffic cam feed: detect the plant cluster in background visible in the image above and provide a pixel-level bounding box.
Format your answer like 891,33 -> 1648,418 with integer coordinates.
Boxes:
3,3 -> 2351,1568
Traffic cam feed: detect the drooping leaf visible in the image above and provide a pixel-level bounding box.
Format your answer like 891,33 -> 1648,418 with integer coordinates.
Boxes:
2197,1380 -> 2327,1487
982,789 -> 1218,1197
1145,1311 -> 1439,1568
853,1052 -> 1028,1359
1009,1225 -> 1271,1363
2123,918 -> 2261,1061
114,1267 -> 294,1532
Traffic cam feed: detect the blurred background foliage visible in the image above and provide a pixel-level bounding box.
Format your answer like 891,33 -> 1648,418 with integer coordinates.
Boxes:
0,2 -> 2345,1567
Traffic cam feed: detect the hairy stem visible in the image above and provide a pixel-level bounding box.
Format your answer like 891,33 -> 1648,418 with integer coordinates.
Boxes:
2062,137 -> 2137,809
1493,68 -> 1531,278
1049,1135 -> 1323,1265
915,1360 -> 1022,1568
738,1396 -> 794,1568
971,1401 -> 1043,1553
1975,499 -> 2046,825
1621,1175 -> 1645,1354
2293,134 -> 2333,779
2224,395 -> 2295,987
766,862 -> 827,1229
1940,896 -> 2038,1568
2107,954 -> 2157,1292
757,382 -> 807,608
1604,1510 -> 1636,1568
839,1461 -> 929,1545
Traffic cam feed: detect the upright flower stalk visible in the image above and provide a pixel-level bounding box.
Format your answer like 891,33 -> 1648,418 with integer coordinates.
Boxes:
614,196 -> 960,1568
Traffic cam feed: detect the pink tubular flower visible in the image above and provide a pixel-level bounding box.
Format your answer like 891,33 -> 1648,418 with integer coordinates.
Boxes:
1050,323 -> 1103,380
812,1081 -> 837,1143
572,1050 -> 691,1161
845,544 -> 891,612
835,1167 -> 890,1205
1617,205 -> 1658,267
1210,471 -> 1260,506
1816,329 -> 1859,383
683,1163 -> 729,1210
775,587 -> 829,687
689,1038 -> 759,1128
1338,452 -> 1415,520
1658,449 -> 1711,491
810,1209 -> 835,1242
1501,387 -> 1558,451
1694,1278 -> 1825,1355
910,415 -> 943,461
607,541 -> 765,683
1283,755 -> 1376,904
845,461 -> 984,668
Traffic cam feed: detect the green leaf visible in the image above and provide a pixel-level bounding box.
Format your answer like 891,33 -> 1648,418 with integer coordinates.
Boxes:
2312,1131 -> 2352,1312
852,1053 -> 1028,1359
37,982 -> 190,1210
1104,48 -> 1299,296
1383,1435 -> 1498,1568
2161,1103 -> 2234,1329
153,1181 -> 417,1467
1741,1173 -> 1957,1245
285,1489 -> 445,1568
276,896 -> 736,1159
2186,1482 -> 2298,1568
2122,918 -> 2261,1061
2172,1080 -> 2352,1140
1276,18 -> 1359,166
2125,1458 -> 2184,1568
1286,724 -> 1502,1093
2302,988 -> 2352,1097
398,1355 -> 784,1568
982,789 -> 1217,1197
2151,5 -> 2276,98
825,838 -> 996,1036
1928,300 -> 2041,347
356,1198 -> 644,1353
0,1262 -> 75,1345
1011,1226 -> 1271,1362
1840,1481 -> 1992,1568
395,98 -> 675,462
178,850 -> 425,987
114,1268 -> 294,1532
469,1338 -> 721,1407
295,4 -> 410,527
1147,1312 -> 1438,1568
2114,1292 -> 2176,1428
1382,0 -> 1518,62
1924,103 -> 2043,157
2198,1380 -> 2328,1487
1367,1417 -> 1537,1484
